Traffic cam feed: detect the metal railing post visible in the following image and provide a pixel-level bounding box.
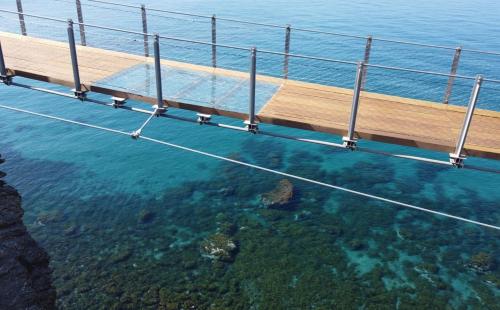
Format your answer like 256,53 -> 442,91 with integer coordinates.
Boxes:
67,19 -> 85,99
449,75 -> 482,167
0,40 -> 12,84
141,4 -> 149,57
343,61 -> 365,149
283,24 -> 291,79
16,0 -> 27,35
245,47 -> 258,132
211,15 -> 216,68
75,0 -> 86,46
0,41 -> 6,77
153,34 -> 165,111
443,47 -> 462,104
361,36 -> 372,90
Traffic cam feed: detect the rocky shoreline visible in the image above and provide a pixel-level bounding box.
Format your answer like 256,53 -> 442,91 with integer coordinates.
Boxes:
0,154 -> 56,309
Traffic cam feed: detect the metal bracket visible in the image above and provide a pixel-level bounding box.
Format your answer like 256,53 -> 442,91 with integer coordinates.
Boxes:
342,137 -> 357,150
111,96 -> 126,108
71,88 -> 87,100
244,120 -> 259,133
197,113 -> 211,124
0,74 -> 13,85
152,104 -> 167,115
449,153 -> 465,168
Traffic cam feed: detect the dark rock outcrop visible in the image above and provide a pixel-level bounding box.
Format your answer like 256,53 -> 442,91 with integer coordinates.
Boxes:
261,179 -> 294,209
0,155 -> 56,309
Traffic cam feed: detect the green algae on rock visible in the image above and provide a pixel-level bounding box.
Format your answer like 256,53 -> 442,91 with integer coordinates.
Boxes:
201,233 -> 238,263
261,179 -> 294,209
468,252 -> 496,273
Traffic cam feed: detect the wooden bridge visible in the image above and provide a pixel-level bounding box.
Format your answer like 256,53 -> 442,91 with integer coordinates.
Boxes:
1,7 -> 500,166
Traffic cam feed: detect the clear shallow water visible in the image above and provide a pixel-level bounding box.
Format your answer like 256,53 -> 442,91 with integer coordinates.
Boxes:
1,0 -> 500,308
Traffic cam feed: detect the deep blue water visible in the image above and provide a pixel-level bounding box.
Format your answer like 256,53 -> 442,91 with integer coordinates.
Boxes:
0,0 -> 500,308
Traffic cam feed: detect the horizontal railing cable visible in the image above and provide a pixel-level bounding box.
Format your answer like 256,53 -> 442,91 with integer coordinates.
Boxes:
157,34 -> 250,51
1,8 -> 497,80
365,63 -> 478,80
292,27 -> 368,40
82,0 -> 500,57
88,0 -> 213,19
371,37 -> 457,51
0,8 -> 67,23
58,0 -> 142,16
87,0 -> 143,10
0,102 -> 498,231
259,49 -> 358,65
74,21 -> 153,37
0,9 -> 251,51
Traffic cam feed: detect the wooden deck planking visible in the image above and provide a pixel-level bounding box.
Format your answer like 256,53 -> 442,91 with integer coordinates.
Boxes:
259,81 -> 500,159
1,31 -> 500,160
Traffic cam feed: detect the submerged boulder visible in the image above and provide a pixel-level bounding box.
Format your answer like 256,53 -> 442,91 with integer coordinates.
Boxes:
201,233 -> 238,263
261,179 -> 294,209
138,209 -> 156,224
468,252 -> 496,273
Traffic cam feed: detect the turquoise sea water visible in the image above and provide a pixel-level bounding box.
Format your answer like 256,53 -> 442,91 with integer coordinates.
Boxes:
1,0 -> 500,308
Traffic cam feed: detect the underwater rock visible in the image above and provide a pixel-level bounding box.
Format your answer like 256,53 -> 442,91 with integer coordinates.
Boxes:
110,247 -> 133,264
349,239 -> 364,251
138,209 -> 156,224
483,274 -> 500,289
468,252 -> 496,273
215,213 -> 238,236
218,186 -> 235,197
63,223 -> 80,236
261,179 -> 294,209
36,209 -> 65,225
0,155 -> 56,309
201,233 -> 238,263
219,222 -> 237,236
417,263 -> 439,274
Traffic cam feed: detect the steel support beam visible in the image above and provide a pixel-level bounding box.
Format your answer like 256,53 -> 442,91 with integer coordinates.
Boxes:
245,47 -> 258,132
343,61 -> 365,149
16,0 -> 27,36
211,15 -> 216,68
75,0 -> 86,46
361,36 -> 372,90
449,75 -> 483,167
141,4 -> 149,57
153,34 -> 165,112
67,19 -> 85,99
443,47 -> 462,104
283,24 -> 291,79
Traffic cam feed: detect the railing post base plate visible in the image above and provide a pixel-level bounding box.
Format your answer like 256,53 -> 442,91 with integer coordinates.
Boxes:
449,153 -> 465,168
111,96 -> 126,108
153,104 -> 167,115
0,74 -> 13,85
342,137 -> 357,150
244,120 -> 258,134
197,113 -> 212,124
72,89 -> 87,100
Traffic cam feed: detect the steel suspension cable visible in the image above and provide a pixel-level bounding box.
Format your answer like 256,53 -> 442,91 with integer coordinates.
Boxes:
0,103 -> 498,231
